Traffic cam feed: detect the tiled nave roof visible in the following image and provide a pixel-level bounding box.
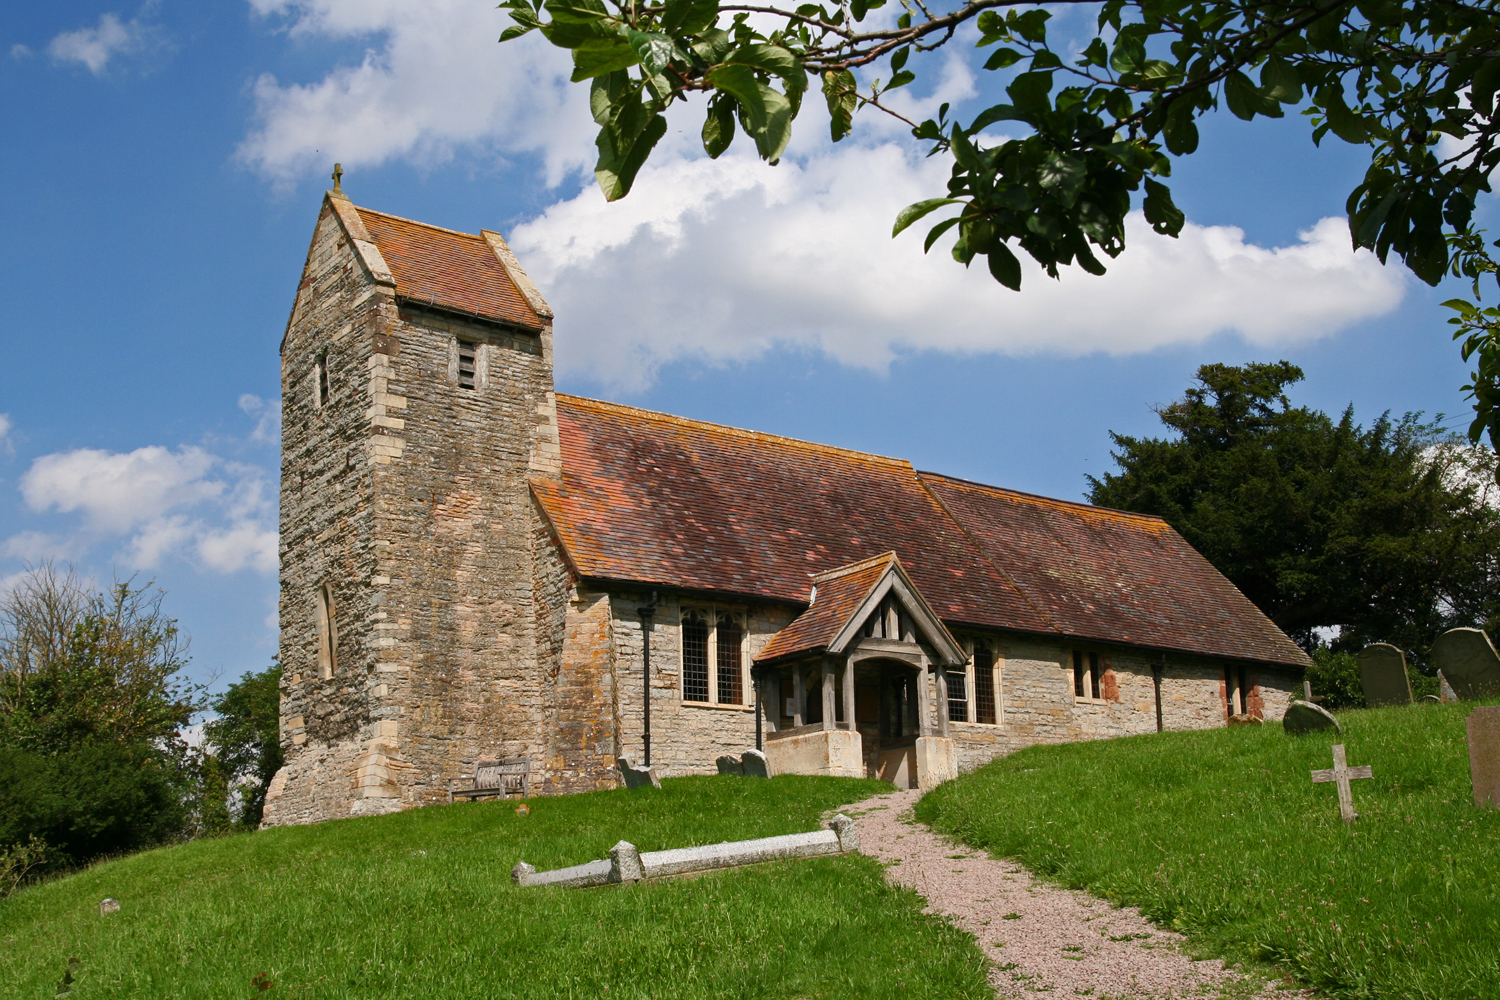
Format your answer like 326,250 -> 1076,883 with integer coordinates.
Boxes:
533,395 -> 1310,670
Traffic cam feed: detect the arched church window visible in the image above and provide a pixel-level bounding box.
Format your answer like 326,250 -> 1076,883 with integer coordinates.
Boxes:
315,584 -> 338,679
716,612 -> 743,705
682,609 -> 710,703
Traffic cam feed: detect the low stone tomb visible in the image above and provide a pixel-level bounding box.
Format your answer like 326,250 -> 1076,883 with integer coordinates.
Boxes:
1283,699 -> 1341,735
1467,706 -> 1500,809
1430,628 -> 1500,700
1357,643 -> 1413,707
512,814 -> 860,888
616,757 -> 661,789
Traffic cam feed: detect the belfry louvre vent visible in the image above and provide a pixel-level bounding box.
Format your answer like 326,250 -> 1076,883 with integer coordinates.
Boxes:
457,341 -> 477,390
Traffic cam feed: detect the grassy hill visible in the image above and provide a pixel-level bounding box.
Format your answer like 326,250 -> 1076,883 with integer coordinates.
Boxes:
918,700 -> 1500,1000
0,775 -> 992,1000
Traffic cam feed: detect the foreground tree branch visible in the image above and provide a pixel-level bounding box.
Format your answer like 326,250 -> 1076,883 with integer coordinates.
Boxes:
499,0 -> 1500,465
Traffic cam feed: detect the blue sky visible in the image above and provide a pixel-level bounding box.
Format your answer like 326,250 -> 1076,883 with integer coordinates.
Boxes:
0,1 -> 1483,694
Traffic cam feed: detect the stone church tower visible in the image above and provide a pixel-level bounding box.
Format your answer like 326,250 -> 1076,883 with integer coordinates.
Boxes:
262,186 -> 591,824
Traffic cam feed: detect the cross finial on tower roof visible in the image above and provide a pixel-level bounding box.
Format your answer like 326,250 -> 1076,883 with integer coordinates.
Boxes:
331,162 -> 344,194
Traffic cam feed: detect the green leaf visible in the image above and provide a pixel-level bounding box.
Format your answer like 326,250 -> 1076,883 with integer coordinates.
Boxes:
891,47 -> 909,72
1320,87 -> 1370,144
726,43 -> 801,79
987,242 -> 1022,290
1078,38 -> 1108,68
1471,56 -> 1500,117
969,103 -> 1022,133
702,95 -> 736,157
893,198 -> 962,237
982,47 -> 1023,71
1110,31 -> 1144,74
1260,57 -> 1303,104
1012,9 -> 1050,43
949,126 -> 983,172
923,216 -> 961,253
1224,70 -> 1280,120
571,37 -> 640,81
709,64 -> 793,161
1162,99 -> 1199,155
690,28 -> 733,64
543,0 -> 609,24
540,16 -> 622,48
1007,71 -> 1053,115
822,69 -> 857,141
1142,178 -> 1184,236
661,0 -> 719,34
887,70 -> 915,91
590,71 -> 630,125
595,110 -> 668,200
1037,152 -> 1086,206
627,30 -> 685,74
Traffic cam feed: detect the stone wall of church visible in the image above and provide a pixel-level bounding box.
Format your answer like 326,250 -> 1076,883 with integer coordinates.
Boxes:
605,591 -> 797,778
265,196 -> 566,826
266,199 -> 392,827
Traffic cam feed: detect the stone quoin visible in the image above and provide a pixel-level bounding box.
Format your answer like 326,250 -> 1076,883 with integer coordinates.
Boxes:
260,186 -> 1312,826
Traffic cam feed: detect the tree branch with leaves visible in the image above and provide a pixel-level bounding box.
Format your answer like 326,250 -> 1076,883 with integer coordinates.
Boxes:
500,0 -> 1500,457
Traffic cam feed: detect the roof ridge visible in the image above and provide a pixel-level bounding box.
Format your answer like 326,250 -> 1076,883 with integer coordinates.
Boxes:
811,551 -> 897,585
558,394 -> 912,468
353,205 -> 488,244
917,470 -> 1168,525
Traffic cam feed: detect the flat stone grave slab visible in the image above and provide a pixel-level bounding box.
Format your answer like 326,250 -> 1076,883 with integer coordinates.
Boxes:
1467,706 -> 1500,809
1283,699 -> 1341,735
1431,628 -> 1500,700
1358,643 -> 1413,707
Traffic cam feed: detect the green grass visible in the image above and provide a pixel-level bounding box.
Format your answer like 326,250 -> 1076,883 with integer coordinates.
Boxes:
917,701 -> 1500,1000
0,775 -> 992,1000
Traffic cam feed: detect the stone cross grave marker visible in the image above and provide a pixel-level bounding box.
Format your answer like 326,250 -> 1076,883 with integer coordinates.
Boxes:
1430,628 -> 1500,701
1357,643 -> 1413,707
1311,743 -> 1373,823
1466,706 -> 1500,809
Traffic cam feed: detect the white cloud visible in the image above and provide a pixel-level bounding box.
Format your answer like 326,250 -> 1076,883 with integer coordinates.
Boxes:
510,142 -> 1410,389
238,0 -> 593,185
47,10 -> 163,75
0,413 -> 11,455
239,394 -> 281,445
13,444 -> 276,574
11,44 -> 33,60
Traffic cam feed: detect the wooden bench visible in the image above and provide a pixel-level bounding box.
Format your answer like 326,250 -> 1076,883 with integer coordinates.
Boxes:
448,757 -> 529,802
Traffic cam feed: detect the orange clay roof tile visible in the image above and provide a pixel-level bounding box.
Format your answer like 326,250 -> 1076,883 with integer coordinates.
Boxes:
917,472 -> 1309,668
355,207 -> 541,329
755,553 -> 896,664
534,395 -> 1053,635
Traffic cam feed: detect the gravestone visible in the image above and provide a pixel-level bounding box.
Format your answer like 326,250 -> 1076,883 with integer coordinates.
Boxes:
616,757 -> 661,789
98,898 -> 120,916
1357,643 -> 1413,707
1438,670 -> 1460,703
1466,706 -> 1500,809
741,749 -> 771,778
1430,628 -> 1500,700
1283,699 -> 1341,735
715,755 -> 743,776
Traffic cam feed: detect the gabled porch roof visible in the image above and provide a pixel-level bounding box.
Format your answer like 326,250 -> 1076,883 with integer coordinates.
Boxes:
754,552 -> 965,667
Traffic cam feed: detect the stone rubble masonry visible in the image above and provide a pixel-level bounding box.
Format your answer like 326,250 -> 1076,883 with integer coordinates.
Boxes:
264,195 -> 1306,827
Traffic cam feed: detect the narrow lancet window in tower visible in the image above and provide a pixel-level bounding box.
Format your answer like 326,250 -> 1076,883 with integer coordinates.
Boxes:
316,584 -> 337,679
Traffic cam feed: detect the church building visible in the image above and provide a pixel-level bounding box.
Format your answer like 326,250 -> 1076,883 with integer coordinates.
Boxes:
261,185 -> 1311,826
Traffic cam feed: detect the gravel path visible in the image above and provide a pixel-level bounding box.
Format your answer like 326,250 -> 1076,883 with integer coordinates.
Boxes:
844,788 -> 1307,1000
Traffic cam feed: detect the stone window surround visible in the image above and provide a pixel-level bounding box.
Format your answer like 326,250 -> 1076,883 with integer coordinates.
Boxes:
679,603 -> 751,710
313,351 -> 330,410
1070,648 -> 1109,705
949,635 -> 1004,727
315,583 -> 338,680
447,335 -> 491,391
